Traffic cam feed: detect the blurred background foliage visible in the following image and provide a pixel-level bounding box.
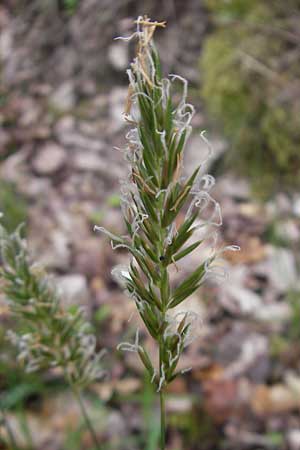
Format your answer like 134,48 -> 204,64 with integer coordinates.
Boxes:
0,181 -> 27,233
201,0 -> 300,196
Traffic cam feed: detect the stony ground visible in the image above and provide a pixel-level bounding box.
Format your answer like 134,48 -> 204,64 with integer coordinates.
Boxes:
1,2 -> 300,450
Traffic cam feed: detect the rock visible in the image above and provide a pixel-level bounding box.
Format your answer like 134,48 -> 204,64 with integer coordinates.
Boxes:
219,265 -> 291,328
0,148 -> 29,183
19,97 -> 41,126
285,372 -> 300,397
57,274 -> 89,307
105,411 -> 127,438
78,120 -> 102,136
32,143 -> 67,175
108,41 -> 128,71
73,152 -> 123,179
223,333 -> 269,381
220,266 -> 264,316
0,28 -> 12,62
57,130 -> 105,152
167,395 -> 193,413
24,177 -> 52,197
73,238 -> 106,278
114,378 -> 141,396
93,378 -> 141,402
254,303 -> 291,324
217,176 -> 251,201
267,193 -> 291,217
50,81 -> 75,111
54,116 -> 75,137
73,152 -> 106,172
30,83 -> 52,96
35,228 -> 71,271
287,430 -> 300,450
77,78 -> 97,96
256,247 -> 297,292
50,229 -> 71,269
275,219 -> 300,243
223,283 -> 263,316
217,324 -> 269,382
293,195 -> 300,217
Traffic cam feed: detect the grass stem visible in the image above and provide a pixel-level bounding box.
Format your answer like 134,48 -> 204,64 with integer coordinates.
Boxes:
159,388 -> 166,450
70,385 -> 101,450
159,338 -> 166,450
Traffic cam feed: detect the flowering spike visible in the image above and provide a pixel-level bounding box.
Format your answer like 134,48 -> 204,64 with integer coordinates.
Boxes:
102,17 -> 239,446
105,15 -> 239,386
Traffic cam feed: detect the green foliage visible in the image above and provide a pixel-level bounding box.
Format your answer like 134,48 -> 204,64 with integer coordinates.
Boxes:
269,334 -> 289,358
169,405 -> 218,449
63,0 -> 79,14
93,305 -> 111,324
0,224 -> 104,388
201,0 -> 300,195
287,289 -> 300,342
0,377 -> 42,411
266,431 -> 284,447
0,180 -> 27,234
107,194 -> 121,208
262,221 -> 290,248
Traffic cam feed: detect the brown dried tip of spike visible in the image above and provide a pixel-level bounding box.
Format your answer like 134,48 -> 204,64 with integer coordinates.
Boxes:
124,85 -> 134,116
172,153 -> 184,183
135,16 -> 167,46
132,170 -> 156,196
171,255 -> 179,272
177,314 -> 187,334
134,17 -> 167,28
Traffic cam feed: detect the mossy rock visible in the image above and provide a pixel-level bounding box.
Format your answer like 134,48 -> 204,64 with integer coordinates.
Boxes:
201,0 -> 300,196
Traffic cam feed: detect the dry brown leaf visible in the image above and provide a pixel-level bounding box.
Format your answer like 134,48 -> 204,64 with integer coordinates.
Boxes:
203,379 -> 239,423
251,384 -> 300,416
92,378 -> 142,401
192,363 -> 225,382
166,376 -> 187,394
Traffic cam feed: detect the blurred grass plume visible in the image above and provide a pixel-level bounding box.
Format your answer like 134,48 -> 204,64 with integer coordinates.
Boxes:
0,221 -> 105,449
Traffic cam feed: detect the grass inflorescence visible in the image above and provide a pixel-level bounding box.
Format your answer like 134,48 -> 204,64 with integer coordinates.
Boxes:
95,16 -> 239,449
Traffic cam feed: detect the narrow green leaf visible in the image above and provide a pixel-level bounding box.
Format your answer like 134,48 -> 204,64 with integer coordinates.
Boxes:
162,166 -> 200,227
139,191 -> 158,223
139,238 -> 159,263
173,240 -> 203,262
164,96 -> 173,141
138,347 -> 155,375
169,263 -> 205,308
165,229 -> 194,263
